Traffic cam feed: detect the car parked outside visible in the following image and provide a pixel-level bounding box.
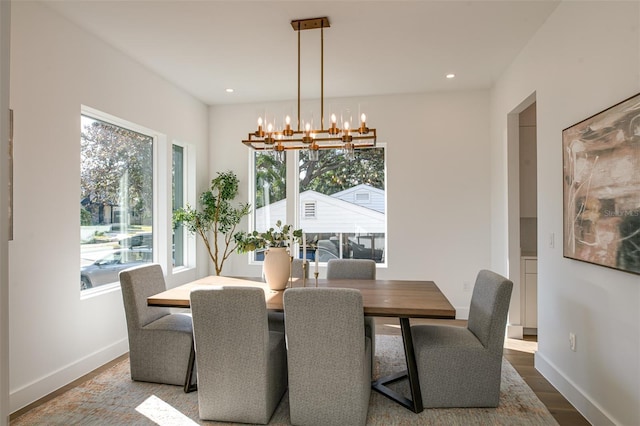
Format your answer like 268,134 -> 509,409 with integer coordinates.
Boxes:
81,248 -> 152,290
118,232 -> 153,249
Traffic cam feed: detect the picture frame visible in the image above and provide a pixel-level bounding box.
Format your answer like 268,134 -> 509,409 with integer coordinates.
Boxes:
562,93 -> 640,275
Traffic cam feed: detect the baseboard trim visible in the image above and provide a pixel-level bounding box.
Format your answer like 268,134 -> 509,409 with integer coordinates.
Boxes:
507,325 -> 524,339
535,351 -> 617,426
10,338 -> 128,414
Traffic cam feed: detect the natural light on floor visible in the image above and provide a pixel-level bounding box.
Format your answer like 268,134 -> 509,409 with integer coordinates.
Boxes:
136,395 -> 198,425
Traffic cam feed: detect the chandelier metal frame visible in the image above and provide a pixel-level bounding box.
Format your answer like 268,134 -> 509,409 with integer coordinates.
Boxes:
242,17 -> 377,156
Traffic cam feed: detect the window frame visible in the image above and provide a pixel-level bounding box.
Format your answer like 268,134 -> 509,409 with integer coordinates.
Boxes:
80,105 -> 168,297
171,140 -> 197,273
248,144 -> 388,267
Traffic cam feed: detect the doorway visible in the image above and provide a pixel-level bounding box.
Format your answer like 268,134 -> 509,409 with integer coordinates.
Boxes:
506,93 -> 538,339
519,102 -> 538,336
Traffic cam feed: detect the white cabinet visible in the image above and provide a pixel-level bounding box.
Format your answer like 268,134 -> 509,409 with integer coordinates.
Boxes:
521,257 -> 537,331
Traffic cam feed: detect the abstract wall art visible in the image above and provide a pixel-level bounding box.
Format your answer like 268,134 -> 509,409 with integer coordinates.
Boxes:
563,93 -> 640,275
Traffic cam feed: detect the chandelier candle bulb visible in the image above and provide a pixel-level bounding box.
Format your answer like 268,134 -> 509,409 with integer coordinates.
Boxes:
328,113 -> 339,135
264,122 -> 275,144
302,122 -> 313,143
359,113 -> 369,134
284,115 -> 293,137
342,121 -> 353,143
255,117 -> 265,137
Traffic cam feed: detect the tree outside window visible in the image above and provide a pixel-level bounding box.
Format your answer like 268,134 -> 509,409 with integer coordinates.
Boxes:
80,114 -> 154,291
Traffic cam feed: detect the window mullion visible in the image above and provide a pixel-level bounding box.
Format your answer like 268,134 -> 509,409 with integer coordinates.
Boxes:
286,149 -> 300,229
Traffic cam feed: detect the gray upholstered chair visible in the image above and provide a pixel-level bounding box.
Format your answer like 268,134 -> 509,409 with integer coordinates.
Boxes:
284,287 -> 371,426
268,258 -> 309,333
326,258 -> 377,366
291,258 -> 309,280
190,286 -> 287,424
411,269 -> 513,408
119,264 -> 195,390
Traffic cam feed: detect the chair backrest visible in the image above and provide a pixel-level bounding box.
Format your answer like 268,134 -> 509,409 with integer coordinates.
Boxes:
190,286 -> 269,356
119,264 -> 170,330
467,269 -> 514,355
190,286 -> 275,420
326,259 -> 376,280
291,258 -> 309,278
284,287 -> 370,425
284,287 -> 366,375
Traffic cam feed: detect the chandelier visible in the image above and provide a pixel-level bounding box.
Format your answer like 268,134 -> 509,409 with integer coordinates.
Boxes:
242,17 -> 377,161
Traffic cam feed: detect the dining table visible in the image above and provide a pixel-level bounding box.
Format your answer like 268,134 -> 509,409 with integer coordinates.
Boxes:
148,275 -> 456,413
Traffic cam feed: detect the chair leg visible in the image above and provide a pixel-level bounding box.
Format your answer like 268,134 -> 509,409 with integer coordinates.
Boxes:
184,341 -> 197,393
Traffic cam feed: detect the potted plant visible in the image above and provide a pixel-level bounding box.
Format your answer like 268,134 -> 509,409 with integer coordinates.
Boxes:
236,220 -> 303,290
173,171 -> 251,276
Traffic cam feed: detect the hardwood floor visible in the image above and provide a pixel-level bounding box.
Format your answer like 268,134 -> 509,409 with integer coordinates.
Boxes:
375,317 -> 590,426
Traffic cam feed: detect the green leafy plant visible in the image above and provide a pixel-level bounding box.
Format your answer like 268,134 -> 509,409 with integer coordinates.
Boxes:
173,171 -> 251,275
235,220 -> 302,253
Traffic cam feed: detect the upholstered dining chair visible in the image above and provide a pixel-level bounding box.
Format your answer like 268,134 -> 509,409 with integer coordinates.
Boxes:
119,264 -> 196,391
326,258 -> 377,367
268,258 -> 308,333
284,287 -> 372,426
190,286 -> 287,424
411,269 -> 513,408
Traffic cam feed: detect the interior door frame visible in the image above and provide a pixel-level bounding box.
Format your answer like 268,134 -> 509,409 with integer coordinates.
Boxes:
506,92 -> 536,339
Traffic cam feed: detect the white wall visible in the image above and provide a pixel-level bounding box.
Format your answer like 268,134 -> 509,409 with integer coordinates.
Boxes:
8,2 -> 209,412
1,1 -> 11,423
210,90 -> 492,319
491,2 -> 640,425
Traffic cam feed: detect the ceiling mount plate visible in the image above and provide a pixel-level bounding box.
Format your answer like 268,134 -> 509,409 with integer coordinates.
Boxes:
291,17 -> 330,31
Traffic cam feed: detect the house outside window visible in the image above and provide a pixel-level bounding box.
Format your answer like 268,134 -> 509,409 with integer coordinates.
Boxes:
80,111 -> 154,292
251,146 -> 386,264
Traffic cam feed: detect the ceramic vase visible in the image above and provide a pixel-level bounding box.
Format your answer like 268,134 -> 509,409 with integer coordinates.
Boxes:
263,247 -> 290,291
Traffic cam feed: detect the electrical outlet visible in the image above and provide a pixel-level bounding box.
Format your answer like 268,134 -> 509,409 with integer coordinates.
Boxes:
569,332 -> 576,351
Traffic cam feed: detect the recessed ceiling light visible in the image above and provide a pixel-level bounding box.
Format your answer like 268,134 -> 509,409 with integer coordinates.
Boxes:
446,73 -> 456,79
225,88 -> 234,93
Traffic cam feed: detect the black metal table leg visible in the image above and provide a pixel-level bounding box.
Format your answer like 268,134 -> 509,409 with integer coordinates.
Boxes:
371,317 -> 423,413
183,341 -> 197,393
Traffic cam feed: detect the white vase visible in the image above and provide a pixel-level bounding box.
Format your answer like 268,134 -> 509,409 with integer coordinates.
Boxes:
263,247 -> 291,291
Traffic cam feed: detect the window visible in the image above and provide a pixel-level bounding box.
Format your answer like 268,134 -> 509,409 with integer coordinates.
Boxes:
80,112 -> 154,292
172,144 -> 185,267
251,146 -> 386,264
252,151 -> 287,261
300,148 -> 386,263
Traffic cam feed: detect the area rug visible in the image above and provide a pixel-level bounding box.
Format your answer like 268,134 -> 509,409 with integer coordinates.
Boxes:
11,335 -> 558,425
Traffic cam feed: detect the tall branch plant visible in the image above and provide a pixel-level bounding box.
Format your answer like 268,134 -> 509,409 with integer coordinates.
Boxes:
173,171 -> 251,275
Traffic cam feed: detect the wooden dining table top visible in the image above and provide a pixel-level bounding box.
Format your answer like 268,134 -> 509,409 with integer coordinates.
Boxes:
148,275 -> 456,319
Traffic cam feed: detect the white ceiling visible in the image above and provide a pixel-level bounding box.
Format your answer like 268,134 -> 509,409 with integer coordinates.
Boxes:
42,0 -> 559,106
